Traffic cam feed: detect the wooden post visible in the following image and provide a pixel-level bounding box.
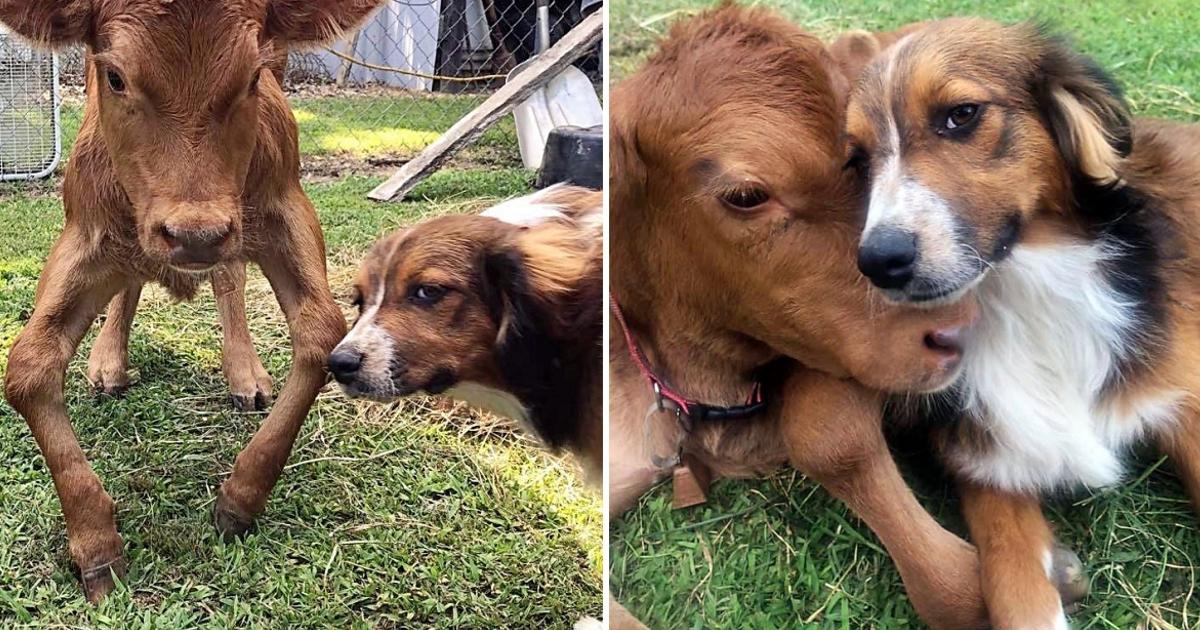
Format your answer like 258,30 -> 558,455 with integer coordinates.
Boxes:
335,28 -> 363,87
433,0 -> 467,93
367,10 -> 602,202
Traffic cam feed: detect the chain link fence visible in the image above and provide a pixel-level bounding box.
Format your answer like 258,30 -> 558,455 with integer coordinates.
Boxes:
40,0 -> 602,179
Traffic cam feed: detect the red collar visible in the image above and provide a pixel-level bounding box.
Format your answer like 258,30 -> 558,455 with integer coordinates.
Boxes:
610,298 -> 767,425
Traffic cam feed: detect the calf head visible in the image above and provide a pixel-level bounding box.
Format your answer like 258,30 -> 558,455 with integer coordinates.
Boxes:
0,0 -> 384,271
612,5 -> 977,394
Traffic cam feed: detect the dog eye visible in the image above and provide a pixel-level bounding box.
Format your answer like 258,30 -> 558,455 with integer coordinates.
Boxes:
719,186 -> 770,211
943,104 -> 980,131
106,69 -> 126,94
410,284 -> 447,305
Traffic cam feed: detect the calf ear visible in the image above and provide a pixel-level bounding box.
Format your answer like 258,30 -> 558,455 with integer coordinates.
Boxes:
1030,25 -> 1132,185
0,0 -> 93,47
609,90 -> 648,226
266,0 -> 384,45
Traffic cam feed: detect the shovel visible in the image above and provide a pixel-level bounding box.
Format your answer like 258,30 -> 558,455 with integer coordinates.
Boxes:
509,0 -> 604,169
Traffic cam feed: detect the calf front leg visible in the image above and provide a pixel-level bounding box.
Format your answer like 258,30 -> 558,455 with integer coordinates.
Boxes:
213,202 -> 345,538
778,370 -> 988,630
959,480 -> 1067,630
5,236 -> 124,602
212,261 -> 273,411
87,284 -> 142,395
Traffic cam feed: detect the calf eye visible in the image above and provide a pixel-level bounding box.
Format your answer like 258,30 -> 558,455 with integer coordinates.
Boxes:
719,186 -> 770,211
351,291 -> 363,310
106,69 -> 126,94
248,69 -> 262,96
410,284 -> 447,306
943,104 -> 980,131
845,146 -> 870,177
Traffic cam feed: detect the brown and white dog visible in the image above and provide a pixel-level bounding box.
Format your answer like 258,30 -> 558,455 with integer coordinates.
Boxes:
847,18 -> 1200,628
327,185 -> 603,482
609,6 -> 1006,629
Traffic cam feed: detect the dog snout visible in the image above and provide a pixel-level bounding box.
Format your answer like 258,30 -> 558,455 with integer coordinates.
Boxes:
858,228 -> 918,290
327,347 -> 364,383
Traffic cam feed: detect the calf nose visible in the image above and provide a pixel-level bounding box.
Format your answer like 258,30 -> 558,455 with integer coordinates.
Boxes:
160,219 -> 232,266
858,228 -> 918,289
327,348 -> 363,383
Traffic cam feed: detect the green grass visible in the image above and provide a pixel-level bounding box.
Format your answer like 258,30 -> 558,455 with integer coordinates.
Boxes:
610,1 -> 1200,628
56,93 -> 517,167
0,94 -> 601,627
290,95 -> 518,162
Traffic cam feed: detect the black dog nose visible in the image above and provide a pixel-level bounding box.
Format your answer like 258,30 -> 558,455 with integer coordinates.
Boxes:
327,348 -> 363,383
858,228 -> 918,290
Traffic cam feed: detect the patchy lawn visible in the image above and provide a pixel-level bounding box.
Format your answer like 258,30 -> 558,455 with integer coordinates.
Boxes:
0,91 -> 601,627
609,1 -> 1200,629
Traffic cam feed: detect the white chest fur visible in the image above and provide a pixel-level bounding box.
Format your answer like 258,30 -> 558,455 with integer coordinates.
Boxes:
444,382 -> 535,435
944,241 -> 1183,492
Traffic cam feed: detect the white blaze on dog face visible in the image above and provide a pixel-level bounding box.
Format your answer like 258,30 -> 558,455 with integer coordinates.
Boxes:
860,118 -> 980,306
334,275 -> 399,401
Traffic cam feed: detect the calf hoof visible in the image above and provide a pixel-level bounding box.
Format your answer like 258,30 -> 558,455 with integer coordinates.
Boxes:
225,360 -> 274,412
87,367 -> 131,397
78,556 -> 127,603
1051,546 -> 1089,610
213,493 -> 257,541
230,389 -> 273,412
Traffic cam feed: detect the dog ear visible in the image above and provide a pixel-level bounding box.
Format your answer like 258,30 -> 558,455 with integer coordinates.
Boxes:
480,246 -> 575,448
1030,25 -> 1132,185
265,0 -> 384,45
480,247 -> 550,352
0,1 -> 93,47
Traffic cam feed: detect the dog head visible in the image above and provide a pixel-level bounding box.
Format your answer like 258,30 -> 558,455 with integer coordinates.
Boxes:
329,187 -> 602,406
612,5 -> 976,393
848,18 -> 1132,305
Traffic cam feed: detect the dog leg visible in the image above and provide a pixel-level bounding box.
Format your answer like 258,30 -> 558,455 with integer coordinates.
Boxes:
212,261 -> 274,412
778,370 -> 988,630
608,598 -> 650,630
5,241 -> 124,602
959,480 -> 1068,630
213,198 -> 345,539
86,284 -> 142,396
1158,404 -> 1200,508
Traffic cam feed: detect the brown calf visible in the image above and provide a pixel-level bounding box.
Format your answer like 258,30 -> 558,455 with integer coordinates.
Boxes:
0,0 -> 384,601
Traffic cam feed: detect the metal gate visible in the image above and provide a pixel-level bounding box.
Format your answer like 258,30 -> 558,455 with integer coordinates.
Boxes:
0,26 -> 59,181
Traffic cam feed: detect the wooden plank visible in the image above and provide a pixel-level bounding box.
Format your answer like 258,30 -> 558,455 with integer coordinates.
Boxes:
368,9 -> 603,202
